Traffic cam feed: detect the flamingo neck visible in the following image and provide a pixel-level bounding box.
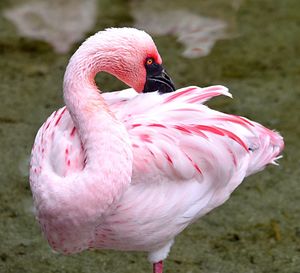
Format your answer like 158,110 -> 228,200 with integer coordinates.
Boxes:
57,44 -> 133,212
64,52 -> 107,119
63,48 -> 117,151
61,47 -> 132,177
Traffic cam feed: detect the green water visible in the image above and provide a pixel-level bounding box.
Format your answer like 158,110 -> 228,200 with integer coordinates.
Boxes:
0,0 -> 299,272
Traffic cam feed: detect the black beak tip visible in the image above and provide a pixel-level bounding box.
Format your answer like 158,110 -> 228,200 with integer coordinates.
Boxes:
143,78 -> 175,94
143,71 -> 176,94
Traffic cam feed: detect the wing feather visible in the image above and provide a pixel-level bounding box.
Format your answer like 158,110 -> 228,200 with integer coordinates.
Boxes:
108,86 -> 244,184
106,86 -> 282,194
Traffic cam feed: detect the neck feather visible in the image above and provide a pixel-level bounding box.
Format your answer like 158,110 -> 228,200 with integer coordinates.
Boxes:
62,47 -> 122,164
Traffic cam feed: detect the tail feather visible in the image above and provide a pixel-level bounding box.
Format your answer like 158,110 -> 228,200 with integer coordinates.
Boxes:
246,124 -> 284,176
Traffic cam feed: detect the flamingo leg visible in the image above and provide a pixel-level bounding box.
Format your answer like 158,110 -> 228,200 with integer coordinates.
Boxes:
153,261 -> 163,273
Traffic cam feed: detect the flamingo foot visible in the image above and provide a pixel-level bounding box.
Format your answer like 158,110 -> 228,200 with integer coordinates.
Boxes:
153,261 -> 163,273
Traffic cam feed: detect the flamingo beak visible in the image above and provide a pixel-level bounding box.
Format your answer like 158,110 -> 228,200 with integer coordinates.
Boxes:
143,65 -> 176,94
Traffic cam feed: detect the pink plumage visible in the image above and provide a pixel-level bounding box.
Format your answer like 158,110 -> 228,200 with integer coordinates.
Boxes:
29,28 -> 284,273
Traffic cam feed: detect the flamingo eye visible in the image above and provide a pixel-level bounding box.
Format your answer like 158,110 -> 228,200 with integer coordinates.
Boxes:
146,58 -> 154,66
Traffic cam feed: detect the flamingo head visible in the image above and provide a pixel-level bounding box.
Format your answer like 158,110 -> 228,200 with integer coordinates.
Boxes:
78,27 -> 175,93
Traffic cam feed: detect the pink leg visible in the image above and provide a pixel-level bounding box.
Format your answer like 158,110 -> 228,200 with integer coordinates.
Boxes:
153,261 -> 163,273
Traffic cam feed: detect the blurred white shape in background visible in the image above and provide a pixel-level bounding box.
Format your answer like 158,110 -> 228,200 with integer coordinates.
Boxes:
133,9 -> 227,58
4,0 -> 97,53
4,1 -> 227,58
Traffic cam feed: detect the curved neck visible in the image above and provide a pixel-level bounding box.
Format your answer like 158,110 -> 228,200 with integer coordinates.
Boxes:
62,47 -> 132,181
63,49 -> 116,152
64,52 -> 106,119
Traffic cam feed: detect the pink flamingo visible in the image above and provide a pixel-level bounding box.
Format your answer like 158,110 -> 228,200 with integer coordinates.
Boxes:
30,28 -> 284,273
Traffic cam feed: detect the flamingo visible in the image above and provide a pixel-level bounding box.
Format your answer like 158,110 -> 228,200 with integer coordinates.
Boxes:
29,27 -> 284,273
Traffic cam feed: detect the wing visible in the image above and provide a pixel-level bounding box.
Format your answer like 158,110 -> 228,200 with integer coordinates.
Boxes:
112,86 -> 242,182
108,86 -> 283,202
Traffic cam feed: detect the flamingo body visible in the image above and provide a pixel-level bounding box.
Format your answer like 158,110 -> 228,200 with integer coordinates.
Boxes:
29,28 -> 284,269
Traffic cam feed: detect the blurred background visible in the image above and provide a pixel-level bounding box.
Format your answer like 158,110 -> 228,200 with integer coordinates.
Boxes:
0,0 -> 299,272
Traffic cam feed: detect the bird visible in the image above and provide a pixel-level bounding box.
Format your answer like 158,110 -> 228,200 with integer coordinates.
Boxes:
29,27 -> 284,273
